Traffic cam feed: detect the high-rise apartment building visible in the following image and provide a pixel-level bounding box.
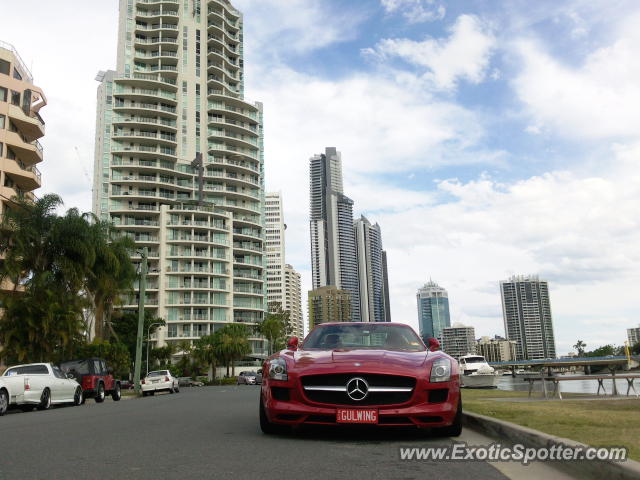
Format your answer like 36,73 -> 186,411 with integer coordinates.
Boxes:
284,264 -> 303,338
500,275 -> 556,360
476,336 -> 517,362
93,0 -> 266,357
309,147 -> 360,321
416,280 -> 450,342
354,216 -> 390,323
308,286 -> 351,329
264,192 -> 285,311
0,41 -> 46,231
442,324 -> 476,359
627,325 -> 640,346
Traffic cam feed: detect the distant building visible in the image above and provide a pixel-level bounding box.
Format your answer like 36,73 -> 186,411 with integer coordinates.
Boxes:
354,215 -> 390,322
500,275 -> 557,360
442,324 -> 476,359
381,251 -> 391,322
628,325 -> 640,346
476,336 -> 517,362
265,192 -> 285,312
284,264 -> 303,338
308,286 -> 351,329
416,280 -> 451,342
309,148 -> 360,321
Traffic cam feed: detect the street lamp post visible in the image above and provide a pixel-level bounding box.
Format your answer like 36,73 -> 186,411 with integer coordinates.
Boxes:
133,247 -> 148,394
146,322 -> 163,376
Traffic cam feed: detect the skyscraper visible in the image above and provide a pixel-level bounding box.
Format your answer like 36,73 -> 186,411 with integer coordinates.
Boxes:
416,280 -> 451,342
284,264 -> 303,338
354,216 -> 390,322
93,0 -> 266,356
500,275 -> 556,360
309,147 -> 360,321
628,325 -> 640,346
265,192 -> 285,311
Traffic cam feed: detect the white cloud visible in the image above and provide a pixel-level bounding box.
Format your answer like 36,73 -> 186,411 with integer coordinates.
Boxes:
512,12 -> 640,140
234,0 -> 366,55
364,15 -> 496,90
381,0 -> 445,23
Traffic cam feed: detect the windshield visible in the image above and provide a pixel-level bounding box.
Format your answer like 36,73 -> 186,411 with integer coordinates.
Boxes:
148,371 -> 168,377
303,324 -> 425,352
60,360 -> 90,375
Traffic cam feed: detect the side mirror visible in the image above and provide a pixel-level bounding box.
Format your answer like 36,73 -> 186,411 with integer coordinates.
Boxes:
427,337 -> 440,352
287,336 -> 299,351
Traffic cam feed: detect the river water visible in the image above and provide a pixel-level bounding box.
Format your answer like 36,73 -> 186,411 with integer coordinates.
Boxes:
497,373 -> 639,395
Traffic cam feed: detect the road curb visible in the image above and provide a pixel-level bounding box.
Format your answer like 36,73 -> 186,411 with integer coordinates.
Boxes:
462,411 -> 640,480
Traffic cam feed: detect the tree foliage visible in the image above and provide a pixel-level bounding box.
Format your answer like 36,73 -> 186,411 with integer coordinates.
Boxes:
0,194 -> 136,365
573,340 -> 586,356
259,304 -> 292,355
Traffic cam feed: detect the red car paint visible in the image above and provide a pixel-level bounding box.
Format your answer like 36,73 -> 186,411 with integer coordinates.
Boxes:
261,322 -> 460,429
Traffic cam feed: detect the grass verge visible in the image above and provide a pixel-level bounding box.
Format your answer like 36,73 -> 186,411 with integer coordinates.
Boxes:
462,389 -> 640,460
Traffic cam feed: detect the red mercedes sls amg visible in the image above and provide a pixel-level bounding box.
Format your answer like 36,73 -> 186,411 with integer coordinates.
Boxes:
260,322 -> 461,435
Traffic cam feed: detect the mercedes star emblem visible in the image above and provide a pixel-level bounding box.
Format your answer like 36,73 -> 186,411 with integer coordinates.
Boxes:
346,377 -> 369,401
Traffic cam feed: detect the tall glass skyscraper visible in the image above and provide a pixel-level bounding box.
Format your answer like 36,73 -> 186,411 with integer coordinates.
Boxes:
93,0 -> 265,358
309,147 -> 360,321
416,280 -> 451,342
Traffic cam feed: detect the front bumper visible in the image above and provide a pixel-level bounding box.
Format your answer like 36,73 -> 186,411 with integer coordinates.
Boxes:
262,375 -> 460,428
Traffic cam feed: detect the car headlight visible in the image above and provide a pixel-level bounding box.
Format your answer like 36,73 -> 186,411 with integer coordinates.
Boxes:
430,358 -> 451,383
268,358 -> 288,381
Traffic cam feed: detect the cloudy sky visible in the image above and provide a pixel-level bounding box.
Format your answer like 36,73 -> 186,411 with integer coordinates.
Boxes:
4,0 -> 640,354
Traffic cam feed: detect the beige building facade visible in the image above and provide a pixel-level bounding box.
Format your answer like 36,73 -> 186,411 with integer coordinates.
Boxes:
0,41 -> 47,292
283,263 -> 303,338
476,336 -> 517,362
308,286 -> 351,329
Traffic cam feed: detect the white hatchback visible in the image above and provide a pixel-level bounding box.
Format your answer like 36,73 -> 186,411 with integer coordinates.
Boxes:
141,370 -> 179,396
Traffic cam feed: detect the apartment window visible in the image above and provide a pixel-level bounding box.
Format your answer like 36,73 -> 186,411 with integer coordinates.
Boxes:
0,142 -> 3,157
0,87 -> 6,102
0,59 -> 9,75
0,114 -> 5,129
10,90 -> 20,106
13,68 -> 22,81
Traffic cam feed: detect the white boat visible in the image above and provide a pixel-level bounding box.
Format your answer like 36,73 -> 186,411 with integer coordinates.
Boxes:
458,355 -> 500,388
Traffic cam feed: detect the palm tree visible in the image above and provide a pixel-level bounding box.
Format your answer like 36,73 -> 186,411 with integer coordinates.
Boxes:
573,340 -> 586,356
259,304 -> 291,355
83,216 -> 136,341
225,323 -> 251,377
193,335 -> 218,380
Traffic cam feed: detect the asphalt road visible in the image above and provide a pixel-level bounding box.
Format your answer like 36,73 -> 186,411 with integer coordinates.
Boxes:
0,386 -> 511,480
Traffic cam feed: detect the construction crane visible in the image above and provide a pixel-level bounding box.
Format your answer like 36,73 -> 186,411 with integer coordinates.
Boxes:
74,146 -> 93,190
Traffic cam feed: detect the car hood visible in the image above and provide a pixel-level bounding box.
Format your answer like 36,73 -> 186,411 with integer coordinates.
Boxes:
290,349 -> 429,369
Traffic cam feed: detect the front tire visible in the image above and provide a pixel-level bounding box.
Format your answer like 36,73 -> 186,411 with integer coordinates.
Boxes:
73,387 -> 83,406
37,388 -> 51,411
0,389 -> 8,416
259,395 -> 289,435
95,383 -> 105,403
111,383 -> 121,401
432,394 -> 462,437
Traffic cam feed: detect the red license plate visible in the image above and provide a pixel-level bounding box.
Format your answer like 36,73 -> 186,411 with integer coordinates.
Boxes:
336,409 -> 378,424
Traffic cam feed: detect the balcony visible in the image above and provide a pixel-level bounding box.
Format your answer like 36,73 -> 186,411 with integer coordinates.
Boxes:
7,103 -> 45,141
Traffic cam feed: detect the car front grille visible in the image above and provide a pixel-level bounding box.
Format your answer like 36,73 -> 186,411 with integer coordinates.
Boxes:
301,373 -> 416,406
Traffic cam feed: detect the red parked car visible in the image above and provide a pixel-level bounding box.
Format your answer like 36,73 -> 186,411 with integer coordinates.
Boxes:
60,358 -> 121,403
260,322 -> 461,435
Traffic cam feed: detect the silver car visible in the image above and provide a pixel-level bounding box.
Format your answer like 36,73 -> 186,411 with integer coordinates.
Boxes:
237,371 -> 259,385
